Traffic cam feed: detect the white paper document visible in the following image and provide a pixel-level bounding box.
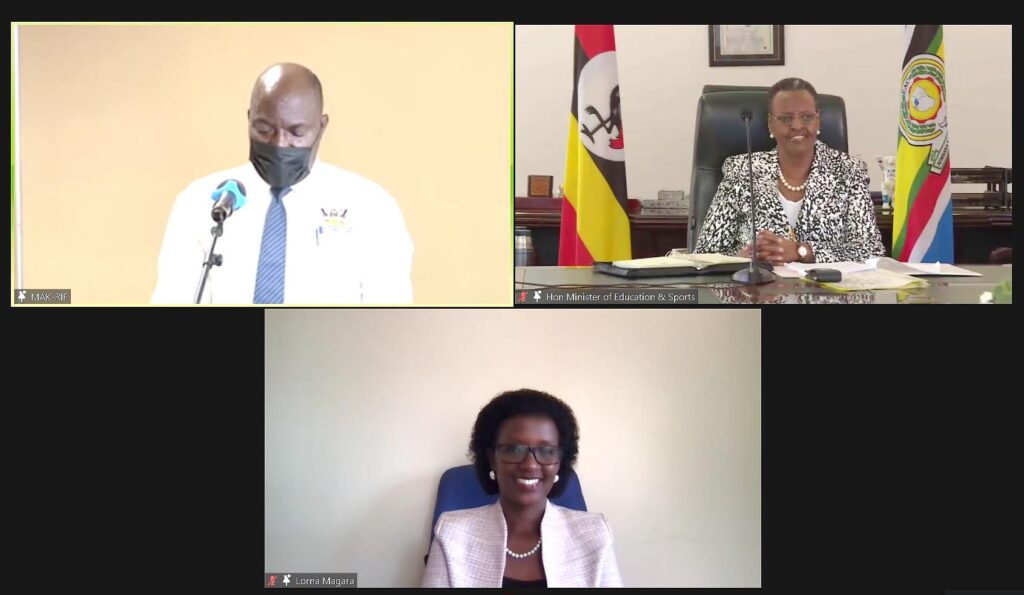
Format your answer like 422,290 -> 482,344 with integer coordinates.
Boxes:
784,261 -> 876,275
819,269 -> 926,291
776,257 -> 981,278
868,257 -> 982,277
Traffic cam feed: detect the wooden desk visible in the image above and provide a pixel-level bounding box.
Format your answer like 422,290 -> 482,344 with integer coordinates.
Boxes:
515,198 -> 1012,265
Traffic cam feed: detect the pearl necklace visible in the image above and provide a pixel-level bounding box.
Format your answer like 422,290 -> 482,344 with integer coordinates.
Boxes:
778,167 -> 809,192
506,538 -> 542,559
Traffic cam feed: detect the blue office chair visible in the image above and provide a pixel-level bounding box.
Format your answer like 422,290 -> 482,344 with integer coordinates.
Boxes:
424,464 -> 587,564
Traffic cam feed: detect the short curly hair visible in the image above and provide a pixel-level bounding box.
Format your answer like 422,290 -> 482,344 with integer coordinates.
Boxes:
767,77 -> 819,111
468,388 -> 580,497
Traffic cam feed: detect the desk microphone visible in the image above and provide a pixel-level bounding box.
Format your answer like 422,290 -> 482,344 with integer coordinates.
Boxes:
732,109 -> 775,285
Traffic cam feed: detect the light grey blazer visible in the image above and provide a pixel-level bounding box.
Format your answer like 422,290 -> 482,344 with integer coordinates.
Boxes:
422,499 -> 623,587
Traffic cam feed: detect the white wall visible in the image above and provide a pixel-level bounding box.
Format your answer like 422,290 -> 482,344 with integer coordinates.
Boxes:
515,25 -> 1012,199
265,309 -> 761,587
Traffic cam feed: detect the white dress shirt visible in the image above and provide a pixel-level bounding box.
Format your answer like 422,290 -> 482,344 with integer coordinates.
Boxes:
152,160 -> 413,304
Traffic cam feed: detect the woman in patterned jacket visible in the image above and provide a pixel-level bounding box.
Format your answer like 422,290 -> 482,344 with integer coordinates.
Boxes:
695,78 -> 885,264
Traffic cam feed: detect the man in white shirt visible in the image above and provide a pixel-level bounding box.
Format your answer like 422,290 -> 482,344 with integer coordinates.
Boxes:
152,63 -> 413,304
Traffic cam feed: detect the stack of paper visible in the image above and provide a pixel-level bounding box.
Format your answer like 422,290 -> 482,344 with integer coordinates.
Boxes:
868,257 -> 981,277
774,258 -> 981,278
818,269 -> 927,291
784,261 -> 876,275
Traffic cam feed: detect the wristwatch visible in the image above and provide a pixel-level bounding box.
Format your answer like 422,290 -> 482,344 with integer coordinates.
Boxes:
796,242 -> 810,262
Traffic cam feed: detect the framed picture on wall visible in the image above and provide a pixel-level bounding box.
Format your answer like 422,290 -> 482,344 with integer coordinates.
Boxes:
527,175 -> 554,197
709,25 -> 785,67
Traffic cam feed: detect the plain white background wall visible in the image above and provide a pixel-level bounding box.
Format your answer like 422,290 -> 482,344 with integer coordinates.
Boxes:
515,25 -> 1012,199
265,309 -> 761,587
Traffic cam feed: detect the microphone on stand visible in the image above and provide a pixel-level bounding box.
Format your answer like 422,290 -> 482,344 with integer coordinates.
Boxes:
732,110 -> 775,285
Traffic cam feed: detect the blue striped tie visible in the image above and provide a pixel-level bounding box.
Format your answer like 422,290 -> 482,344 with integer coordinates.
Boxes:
253,187 -> 291,304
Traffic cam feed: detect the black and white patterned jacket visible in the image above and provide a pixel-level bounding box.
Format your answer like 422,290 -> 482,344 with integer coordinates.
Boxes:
695,140 -> 885,263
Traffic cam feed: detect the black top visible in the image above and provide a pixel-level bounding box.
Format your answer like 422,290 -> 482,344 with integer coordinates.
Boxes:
502,576 -> 547,588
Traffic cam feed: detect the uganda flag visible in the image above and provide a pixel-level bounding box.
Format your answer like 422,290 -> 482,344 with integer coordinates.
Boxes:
559,25 -> 631,266
893,25 -> 953,263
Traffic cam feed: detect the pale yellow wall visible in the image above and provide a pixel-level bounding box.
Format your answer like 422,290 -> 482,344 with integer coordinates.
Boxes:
18,23 -> 512,305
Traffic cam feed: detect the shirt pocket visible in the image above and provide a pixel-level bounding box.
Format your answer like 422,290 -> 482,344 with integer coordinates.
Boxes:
312,223 -> 363,301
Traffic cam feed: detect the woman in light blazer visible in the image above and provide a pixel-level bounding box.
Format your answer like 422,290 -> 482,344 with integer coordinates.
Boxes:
423,389 -> 623,588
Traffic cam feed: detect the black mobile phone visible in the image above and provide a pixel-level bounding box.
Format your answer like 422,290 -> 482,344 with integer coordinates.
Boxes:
805,268 -> 842,283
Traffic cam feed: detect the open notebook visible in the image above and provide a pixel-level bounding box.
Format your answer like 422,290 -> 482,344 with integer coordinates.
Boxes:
594,252 -> 755,278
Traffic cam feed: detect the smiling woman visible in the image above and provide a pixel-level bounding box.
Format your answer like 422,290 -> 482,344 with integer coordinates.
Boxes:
695,77 -> 886,264
422,388 -> 623,588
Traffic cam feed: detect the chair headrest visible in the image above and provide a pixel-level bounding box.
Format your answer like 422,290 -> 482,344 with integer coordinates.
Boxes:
694,89 -> 849,170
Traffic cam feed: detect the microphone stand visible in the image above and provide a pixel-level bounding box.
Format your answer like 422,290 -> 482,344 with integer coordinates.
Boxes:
732,111 -> 776,285
194,222 -> 224,304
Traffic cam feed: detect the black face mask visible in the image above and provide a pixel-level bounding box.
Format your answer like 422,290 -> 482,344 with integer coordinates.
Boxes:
249,138 -> 314,189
